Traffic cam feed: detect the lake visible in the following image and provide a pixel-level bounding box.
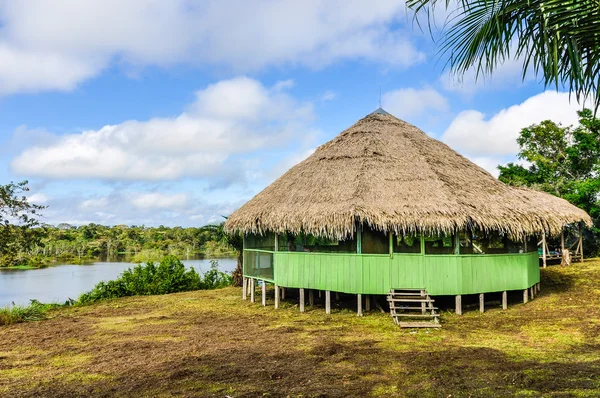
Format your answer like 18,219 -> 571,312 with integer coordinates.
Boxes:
0,258 -> 237,307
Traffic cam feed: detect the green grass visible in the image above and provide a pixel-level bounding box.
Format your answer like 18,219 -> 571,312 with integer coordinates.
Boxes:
0,301 -> 53,325
0,259 -> 599,397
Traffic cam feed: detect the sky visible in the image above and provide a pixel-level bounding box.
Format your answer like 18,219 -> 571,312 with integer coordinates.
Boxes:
0,0 -> 590,228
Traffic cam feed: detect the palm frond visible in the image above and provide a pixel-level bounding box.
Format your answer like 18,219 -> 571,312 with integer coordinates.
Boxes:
407,0 -> 600,111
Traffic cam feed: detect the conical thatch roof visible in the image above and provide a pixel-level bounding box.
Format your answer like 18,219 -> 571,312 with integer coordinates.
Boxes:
225,112 -> 591,239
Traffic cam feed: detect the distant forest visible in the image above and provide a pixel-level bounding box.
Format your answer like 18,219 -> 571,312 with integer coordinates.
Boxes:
12,223 -> 235,267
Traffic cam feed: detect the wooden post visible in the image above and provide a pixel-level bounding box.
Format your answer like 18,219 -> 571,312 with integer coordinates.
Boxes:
502,291 -> 507,310
455,295 -> 462,315
365,295 -> 371,312
275,233 -> 279,252
454,229 -> 460,255
274,284 -> 280,309
579,223 -> 584,262
389,231 -> 393,259
421,289 -> 426,314
318,290 -> 321,298
537,282 -> 541,293
242,277 -> 247,300
357,223 -> 362,254
561,231 -> 565,252
420,235 -> 425,255
281,287 -> 286,300
250,278 -> 255,303
357,294 -> 363,316
523,289 -> 528,303
325,291 -> 331,314
335,292 -> 340,301
299,289 -> 305,313
262,281 -> 266,306
309,290 -> 314,307
542,234 -> 547,268
479,293 -> 484,313
530,286 -> 534,300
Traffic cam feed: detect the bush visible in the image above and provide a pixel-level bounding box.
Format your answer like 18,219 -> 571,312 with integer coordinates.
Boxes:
0,300 -> 54,325
78,256 -> 232,304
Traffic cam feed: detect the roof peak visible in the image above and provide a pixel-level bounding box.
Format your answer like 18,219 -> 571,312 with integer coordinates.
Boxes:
368,107 -> 390,116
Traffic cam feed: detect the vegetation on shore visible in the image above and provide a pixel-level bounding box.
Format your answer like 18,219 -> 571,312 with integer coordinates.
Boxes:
0,259 -> 599,396
0,257 -> 232,326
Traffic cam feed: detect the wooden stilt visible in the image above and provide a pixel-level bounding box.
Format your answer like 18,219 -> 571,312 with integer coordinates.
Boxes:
242,277 -> 247,300
537,283 -> 541,293
318,290 -> 322,299
325,291 -> 331,314
335,292 -> 340,301
357,294 -> 363,317
502,291 -> 507,310
365,295 -> 371,312
561,231 -> 565,252
250,278 -> 255,303
274,285 -> 280,309
523,289 -> 528,303
262,281 -> 266,306
281,287 -> 286,300
479,293 -> 484,313
542,234 -> 547,268
579,223 -> 584,262
308,290 -> 314,307
421,289 -> 426,314
299,289 -> 305,313
455,295 -> 462,315
530,286 -> 534,300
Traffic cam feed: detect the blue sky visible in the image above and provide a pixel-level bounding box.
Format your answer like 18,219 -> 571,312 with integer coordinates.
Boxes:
0,1 -> 588,227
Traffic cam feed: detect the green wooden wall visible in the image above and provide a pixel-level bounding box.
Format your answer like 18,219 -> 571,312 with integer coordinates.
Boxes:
244,249 -> 540,295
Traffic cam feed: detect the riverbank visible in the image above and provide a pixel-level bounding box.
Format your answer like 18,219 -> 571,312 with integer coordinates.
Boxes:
1,260 -> 599,397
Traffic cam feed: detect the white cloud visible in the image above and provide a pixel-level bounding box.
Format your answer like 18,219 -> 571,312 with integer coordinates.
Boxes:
27,193 -> 49,204
11,77 -> 313,182
131,193 -> 189,210
382,87 -> 449,120
321,90 -> 337,102
0,0 -> 423,95
441,91 -> 586,157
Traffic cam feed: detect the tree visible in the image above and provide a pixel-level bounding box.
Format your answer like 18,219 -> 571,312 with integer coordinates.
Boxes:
407,0 -> 600,110
0,181 -> 45,266
498,109 -> 600,254
212,221 -> 244,287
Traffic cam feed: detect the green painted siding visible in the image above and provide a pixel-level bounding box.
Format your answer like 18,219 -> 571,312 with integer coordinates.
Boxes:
245,249 -> 540,295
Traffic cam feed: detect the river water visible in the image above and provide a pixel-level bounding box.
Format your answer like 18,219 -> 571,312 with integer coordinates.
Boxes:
0,257 -> 237,307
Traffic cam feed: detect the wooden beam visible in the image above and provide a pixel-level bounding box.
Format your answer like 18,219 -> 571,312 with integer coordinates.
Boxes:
530,286 -> 534,300
262,281 -> 266,306
281,287 -> 286,300
365,295 -> 371,312
357,294 -> 363,316
523,289 -> 528,303
502,291 -> 507,310
420,235 -> 425,255
542,234 -> 547,268
454,229 -> 460,255
274,233 -> 279,252
250,278 -> 255,303
561,231 -> 565,252
325,291 -> 331,314
389,231 -> 393,259
308,289 -> 314,307
299,289 -> 305,313
455,295 -> 462,315
274,284 -> 280,309
242,277 -> 247,300
479,293 -> 484,313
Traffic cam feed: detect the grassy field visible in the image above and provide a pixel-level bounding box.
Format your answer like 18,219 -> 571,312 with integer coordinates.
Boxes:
1,260 -> 599,397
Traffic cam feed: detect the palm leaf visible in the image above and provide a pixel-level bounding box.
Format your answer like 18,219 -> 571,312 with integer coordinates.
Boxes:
407,0 -> 600,111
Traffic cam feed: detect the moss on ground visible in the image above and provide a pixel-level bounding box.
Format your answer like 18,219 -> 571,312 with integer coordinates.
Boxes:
1,259 -> 600,397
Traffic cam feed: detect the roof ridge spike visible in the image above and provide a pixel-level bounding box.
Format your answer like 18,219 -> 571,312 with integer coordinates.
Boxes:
369,107 -> 390,116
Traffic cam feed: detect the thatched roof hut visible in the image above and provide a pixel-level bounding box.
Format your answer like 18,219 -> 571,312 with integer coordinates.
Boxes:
225,111 -> 591,239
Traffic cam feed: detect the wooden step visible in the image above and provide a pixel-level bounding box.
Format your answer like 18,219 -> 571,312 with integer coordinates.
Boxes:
389,306 -> 438,311
398,322 -> 442,328
387,292 -> 426,296
387,298 -> 434,303
394,314 -> 438,318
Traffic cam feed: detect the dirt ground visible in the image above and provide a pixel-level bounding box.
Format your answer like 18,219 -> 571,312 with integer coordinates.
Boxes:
1,260 -> 600,397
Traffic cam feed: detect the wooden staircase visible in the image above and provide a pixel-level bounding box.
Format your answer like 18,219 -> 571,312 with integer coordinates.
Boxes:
387,288 -> 441,328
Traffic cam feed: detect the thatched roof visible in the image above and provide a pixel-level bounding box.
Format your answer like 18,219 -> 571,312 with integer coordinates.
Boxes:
225,112 -> 591,239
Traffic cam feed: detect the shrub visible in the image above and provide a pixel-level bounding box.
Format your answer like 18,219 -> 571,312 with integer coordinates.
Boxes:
78,256 -> 231,304
0,300 -> 54,325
